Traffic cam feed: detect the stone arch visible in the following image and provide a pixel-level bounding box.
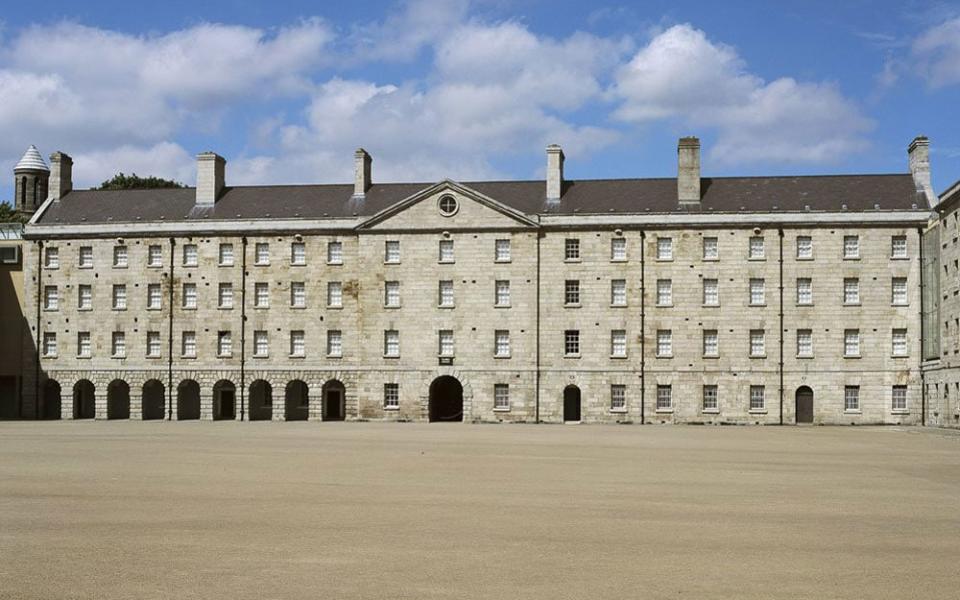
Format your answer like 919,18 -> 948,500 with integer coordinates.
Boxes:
284,380 -> 309,421
73,380 -> 95,419
177,379 -> 201,420
563,384 -> 581,422
321,379 -> 346,421
42,379 -> 62,420
429,375 -> 463,422
142,380 -> 165,420
248,380 -> 272,421
213,379 -> 236,421
107,380 -> 130,420
795,386 -> 814,424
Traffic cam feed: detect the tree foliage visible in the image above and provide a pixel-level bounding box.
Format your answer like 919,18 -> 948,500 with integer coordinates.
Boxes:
95,172 -> 185,190
0,201 -> 28,223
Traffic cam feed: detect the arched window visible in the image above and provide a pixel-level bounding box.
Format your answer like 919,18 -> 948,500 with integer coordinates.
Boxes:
19,176 -> 26,208
32,178 -> 38,206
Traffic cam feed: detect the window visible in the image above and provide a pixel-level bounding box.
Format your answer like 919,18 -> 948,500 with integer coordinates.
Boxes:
495,239 -> 511,262
385,240 -> 400,263
327,241 -> 343,265
218,283 -> 234,309
495,330 -> 511,357
602,237 -> 624,264
290,330 -> 305,357
494,280 -> 509,307
291,242 -> 306,265
43,286 -> 58,310
254,282 -> 269,308
843,235 -> 859,259
749,279 -> 765,305
892,278 -> 908,305
797,329 -> 813,357
438,195 -> 458,215
844,278 -> 860,304
182,244 -> 198,267
181,331 -> 197,358
564,280 -> 580,306
112,284 -> 127,310
750,330 -> 765,357
78,285 -> 92,310
438,239 -> 454,263
797,278 -> 813,305
656,385 -> 672,410
148,245 -> 162,267
703,385 -> 718,411
494,384 -> 510,410
291,282 -> 306,308
147,284 -> 162,310
703,279 -> 719,306
611,279 -> 627,306
439,280 -> 455,307
439,330 -> 455,356
146,331 -> 161,358
42,332 -> 57,357
327,330 -> 342,357
384,330 -> 400,357
217,331 -> 232,357
891,235 -> 908,259
384,281 -> 400,308
44,247 -> 59,268
892,386 -> 908,411
610,385 -> 626,412
796,236 -> 813,259
844,329 -> 860,357
113,245 -> 128,267
112,332 -> 126,358
749,236 -> 764,259
703,237 -> 718,260
845,386 -> 860,412
611,330 -> 627,358
656,237 -> 672,260
328,281 -> 343,308
750,386 -> 765,411
656,279 -> 672,306
892,329 -> 908,356
77,332 -> 91,358
564,330 -> 580,357
565,238 -> 580,261
255,242 -> 270,265
703,330 -> 718,357
384,383 -> 399,409
657,330 -> 672,357
78,246 -> 93,268
253,331 -> 268,357
218,243 -> 234,266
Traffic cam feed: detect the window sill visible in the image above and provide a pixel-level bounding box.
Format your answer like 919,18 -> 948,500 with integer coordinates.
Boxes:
843,355 -> 862,359
217,355 -> 233,359
438,260 -> 455,265
78,265 -> 92,269
563,354 -> 581,359
181,355 -> 197,360
147,264 -> 163,269
493,304 -> 509,309
796,355 -> 814,359
182,307 -> 197,311
254,262 -> 270,267
253,306 -> 270,310
610,303 -> 628,308
493,407 -> 511,412
218,264 -> 234,268
328,305 -> 344,310
796,256 -> 814,261
749,354 -> 767,359
891,303 -> 909,308
843,256 -> 861,261
564,303 -> 581,308
253,354 -> 268,359
146,355 -> 162,360
796,303 -> 814,307
655,355 -> 673,359
290,263 -> 307,267
702,408 -> 720,414
702,304 -> 720,308
327,354 -> 342,359
890,256 -> 909,261
218,307 -> 234,311
327,261 -> 343,266
891,354 -> 909,359
564,258 -> 582,264
146,307 -> 162,311
112,308 -> 127,312
113,265 -> 128,269
289,354 -> 305,359
495,259 -> 512,264
182,264 -> 198,268
610,258 -> 627,264
610,354 -> 627,360
384,405 -> 400,411
494,354 -> 512,359
438,304 -> 456,309
890,409 -> 910,415
111,355 -> 127,360
76,355 -> 91,360
610,408 -> 628,414
383,355 -> 400,359
655,408 -> 674,414
747,257 -> 766,261
655,303 -> 673,308
702,354 -> 719,359
843,303 -> 862,307
291,306 -> 307,310
749,409 -> 768,414
78,307 -> 92,312
42,354 -> 58,359
384,261 -> 401,266
844,410 -> 862,415
749,303 -> 767,308
43,308 -> 58,312
655,258 -> 673,262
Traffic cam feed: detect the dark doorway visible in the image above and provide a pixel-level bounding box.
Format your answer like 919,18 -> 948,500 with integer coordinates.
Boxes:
214,380 -> 236,420
142,380 -> 165,420
42,380 -> 62,420
0,376 -> 17,419
323,380 -> 345,421
107,380 -> 130,420
285,380 -> 309,421
429,376 -> 463,422
177,380 -> 200,420
563,385 -> 581,422
796,386 -> 814,424
248,380 -> 272,421
73,380 -> 95,419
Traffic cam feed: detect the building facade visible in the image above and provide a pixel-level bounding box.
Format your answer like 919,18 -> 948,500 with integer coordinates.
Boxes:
14,136 -> 953,425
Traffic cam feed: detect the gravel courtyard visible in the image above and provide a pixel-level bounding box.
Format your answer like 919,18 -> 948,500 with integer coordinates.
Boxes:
1,422 -> 958,599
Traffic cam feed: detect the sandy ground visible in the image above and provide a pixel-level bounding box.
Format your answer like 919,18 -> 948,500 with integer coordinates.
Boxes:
0,422 -> 958,599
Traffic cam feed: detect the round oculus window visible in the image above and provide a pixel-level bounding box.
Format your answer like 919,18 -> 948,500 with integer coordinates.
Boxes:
438,195 -> 459,216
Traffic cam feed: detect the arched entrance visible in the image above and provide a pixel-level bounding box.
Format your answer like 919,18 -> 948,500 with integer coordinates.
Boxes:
73,380 -> 95,419
213,380 -> 236,420
107,380 -> 130,419
177,380 -> 200,420
322,380 -> 346,421
42,380 -> 62,420
429,376 -> 463,422
796,386 -> 814,424
563,385 -> 581,422
142,380 -> 165,420
248,380 -> 272,421
285,380 -> 309,421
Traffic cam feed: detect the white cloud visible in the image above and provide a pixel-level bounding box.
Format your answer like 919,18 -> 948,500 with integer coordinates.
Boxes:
70,142 -> 195,189
910,17 -> 960,88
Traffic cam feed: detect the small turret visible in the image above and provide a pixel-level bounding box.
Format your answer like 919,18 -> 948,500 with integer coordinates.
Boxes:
13,145 -> 49,216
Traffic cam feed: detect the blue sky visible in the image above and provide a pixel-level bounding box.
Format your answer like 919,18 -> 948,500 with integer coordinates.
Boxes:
1,0 -> 959,206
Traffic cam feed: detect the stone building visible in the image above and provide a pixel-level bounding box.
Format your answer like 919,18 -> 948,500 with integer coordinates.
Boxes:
15,136 -> 953,425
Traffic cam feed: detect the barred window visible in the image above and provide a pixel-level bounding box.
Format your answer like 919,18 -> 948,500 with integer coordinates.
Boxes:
290,330 -> 305,357
656,279 -> 672,306
254,282 -> 269,307
148,245 -> 163,267
218,283 -> 234,309
656,330 -> 672,357
702,237 -> 718,260
439,280 -> 455,307
611,330 -> 627,357
796,236 -> 813,259
892,329 -> 907,356
112,331 -> 126,358
78,285 -> 92,309
564,280 -> 580,305
750,330 -> 765,357
113,245 -> 128,267
844,329 -> 860,357
703,385 -> 718,411
703,330 -> 718,357
494,384 -> 510,410
749,278 -> 765,305
845,386 -> 860,411
291,242 -> 306,265
112,284 -> 127,310
656,385 -> 672,410
182,244 -> 198,267
797,278 -> 813,305
327,241 -> 343,265
749,236 -> 765,259
327,330 -> 342,357
384,330 -> 400,357
42,332 -> 57,357
291,282 -> 306,308
891,278 -> 908,305
217,331 -> 232,357
564,330 -> 580,356
891,235 -> 907,258
384,383 -> 399,409
439,330 -> 455,357
843,235 -> 859,259
44,247 -> 59,268
610,385 -> 626,412
146,332 -> 161,358
611,237 -> 627,261
797,329 -> 813,357
44,285 -> 58,310
439,239 -> 455,263
182,331 -> 197,358
253,331 -> 268,357
385,240 -> 401,263
494,280 -> 509,307
147,284 -> 161,310
703,279 -> 719,306
218,243 -> 234,266
77,332 -> 91,358
656,237 -> 672,260
328,281 -> 343,308
611,279 -> 627,306
495,330 -> 511,357
255,242 -> 270,265
384,281 -> 400,307
750,386 -> 765,411
78,246 -> 93,268
495,239 -> 511,262
565,238 -> 580,260
181,283 -> 196,309
844,278 -> 860,304
892,386 -> 907,411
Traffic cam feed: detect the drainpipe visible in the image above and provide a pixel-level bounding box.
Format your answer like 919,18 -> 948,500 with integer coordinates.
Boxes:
240,236 -> 248,421
34,240 -> 43,420
918,226 -> 926,426
167,237 -> 175,420
640,230 -> 646,425
535,224 -> 541,424
778,228 -> 784,425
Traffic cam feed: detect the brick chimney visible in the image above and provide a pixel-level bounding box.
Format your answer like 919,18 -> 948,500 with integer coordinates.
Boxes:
354,148 -> 372,198
908,136 -> 934,207
196,152 -> 226,206
546,144 -> 564,202
49,151 -> 73,203
677,137 -> 701,206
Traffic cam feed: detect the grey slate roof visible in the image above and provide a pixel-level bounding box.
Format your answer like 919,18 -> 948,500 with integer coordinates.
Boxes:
34,174 -> 925,225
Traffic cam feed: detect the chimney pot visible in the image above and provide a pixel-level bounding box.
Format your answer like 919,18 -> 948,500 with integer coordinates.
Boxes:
354,148 -> 372,197
908,135 -> 934,208
546,144 -> 564,202
49,151 -> 73,203
196,152 -> 226,206
677,136 -> 701,205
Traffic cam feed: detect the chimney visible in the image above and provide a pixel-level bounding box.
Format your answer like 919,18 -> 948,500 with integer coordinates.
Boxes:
546,144 -> 564,202
196,152 -> 226,206
49,151 -> 73,202
354,148 -> 372,197
908,136 -> 934,207
677,136 -> 701,205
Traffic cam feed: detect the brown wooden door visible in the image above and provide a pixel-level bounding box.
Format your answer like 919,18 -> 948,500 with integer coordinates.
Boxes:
796,387 -> 814,423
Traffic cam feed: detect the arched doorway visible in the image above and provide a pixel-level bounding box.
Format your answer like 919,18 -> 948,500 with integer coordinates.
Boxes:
248,380 -> 272,421
563,385 -> 581,422
177,380 -> 200,420
796,386 -> 814,424
285,380 -> 309,421
73,380 -> 95,419
322,380 -> 346,421
429,376 -> 463,422
213,380 -> 236,420
107,380 -> 130,419
42,380 -> 62,420
142,380 -> 165,420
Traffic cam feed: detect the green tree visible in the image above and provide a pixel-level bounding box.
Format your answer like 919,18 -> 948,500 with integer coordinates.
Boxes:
95,173 -> 185,190
0,201 -> 28,223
